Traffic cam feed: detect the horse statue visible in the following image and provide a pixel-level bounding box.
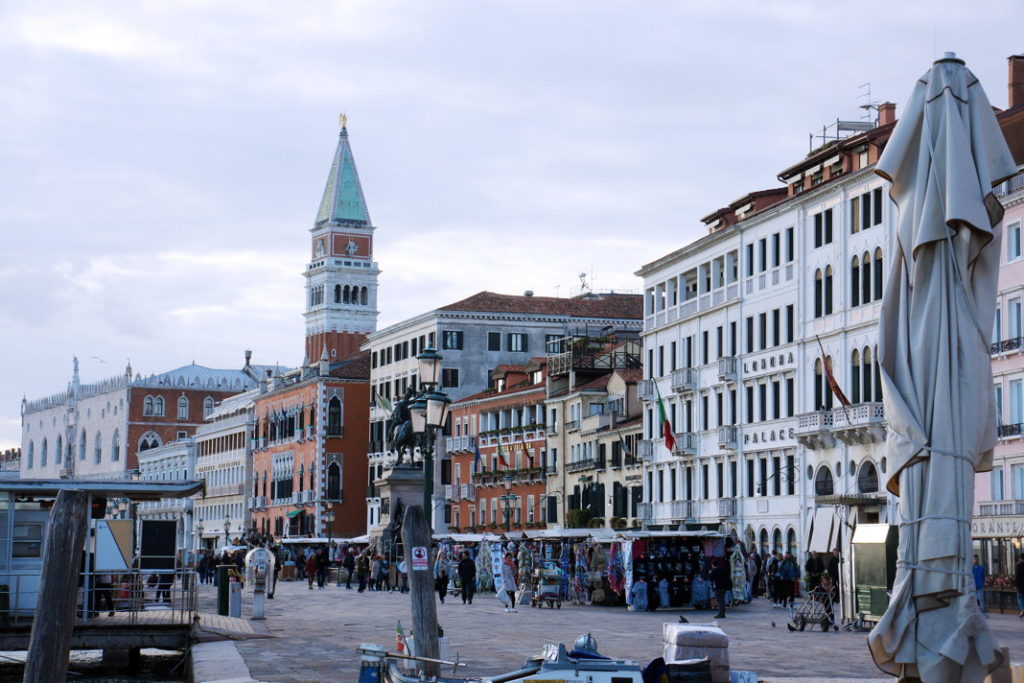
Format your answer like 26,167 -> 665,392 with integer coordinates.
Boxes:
387,388 -> 417,466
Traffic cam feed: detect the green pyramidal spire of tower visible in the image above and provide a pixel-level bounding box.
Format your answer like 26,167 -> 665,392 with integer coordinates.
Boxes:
315,118 -> 370,227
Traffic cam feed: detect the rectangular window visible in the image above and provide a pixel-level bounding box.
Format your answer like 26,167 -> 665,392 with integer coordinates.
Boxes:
716,462 -> 724,498
759,458 -> 768,497
1012,300 -> 1022,338
786,305 -> 794,343
771,233 -> 780,268
746,458 -> 755,497
702,331 -> 709,365
715,392 -> 723,428
745,244 -> 754,277
850,195 -> 861,233
759,238 -> 767,272
745,385 -> 754,424
814,213 -> 822,248
772,381 -> 780,420
785,227 -> 794,262
442,330 -> 463,350
758,384 -> 767,422
992,466 -> 1004,501
786,377 -> 795,417
729,322 -> 737,356
488,332 -> 501,351
702,464 -> 709,499
758,313 -> 767,350
442,368 -> 460,388
716,326 -> 723,359
772,308 -> 780,347
671,341 -> 677,372
1013,464 -> 1024,500
701,395 -> 709,431
745,317 -> 754,354
1010,223 -> 1023,261
824,208 -> 833,243
993,308 -> 1002,344
507,333 -> 528,352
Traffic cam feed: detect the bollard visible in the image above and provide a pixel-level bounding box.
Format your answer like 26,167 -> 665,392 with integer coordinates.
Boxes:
229,581 -> 241,618
216,565 -> 231,616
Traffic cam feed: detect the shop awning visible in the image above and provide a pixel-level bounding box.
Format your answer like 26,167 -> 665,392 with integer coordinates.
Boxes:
808,507 -> 836,553
286,509 -> 303,518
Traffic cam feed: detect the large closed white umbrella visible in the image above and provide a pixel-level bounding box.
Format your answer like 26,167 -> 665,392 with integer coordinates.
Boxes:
867,53 -> 1017,682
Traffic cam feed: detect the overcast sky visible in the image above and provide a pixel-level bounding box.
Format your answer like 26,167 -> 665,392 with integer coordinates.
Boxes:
2,1 -> 1023,449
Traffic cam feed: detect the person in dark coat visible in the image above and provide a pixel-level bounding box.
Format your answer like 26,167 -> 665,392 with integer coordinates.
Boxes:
342,548 -> 356,589
710,558 -> 733,619
827,548 -> 842,591
436,565 -> 448,604
1015,556 -> 1024,618
316,548 -> 329,589
805,551 -> 825,591
457,551 -> 476,604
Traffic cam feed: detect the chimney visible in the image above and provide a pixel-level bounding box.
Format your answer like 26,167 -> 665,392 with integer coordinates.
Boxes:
244,349 -> 252,367
878,102 -> 896,127
1010,55 -> 1024,109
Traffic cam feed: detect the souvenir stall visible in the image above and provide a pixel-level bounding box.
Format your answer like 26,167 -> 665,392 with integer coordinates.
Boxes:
620,530 -> 729,610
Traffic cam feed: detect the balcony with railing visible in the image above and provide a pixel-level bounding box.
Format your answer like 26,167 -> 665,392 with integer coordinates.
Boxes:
716,497 -> 737,518
671,500 -> 694,520
459,483 -> 476,501
443,484 -> 461,502
978,499 -> 1024,516
638,439 -> 657,462
567,457 -> 597,474
718,356 -> 738,382
671,368 -> 698,394
991,337 -> 1023,355
794,410 -> 835,450
638,379 -> 657,402
672,432 -> 698,456
999,423 -> 1023,439
445,435 -> 477,452
831,403 -> 885,445
717,425 -> 738,450
638,502 -> 654,525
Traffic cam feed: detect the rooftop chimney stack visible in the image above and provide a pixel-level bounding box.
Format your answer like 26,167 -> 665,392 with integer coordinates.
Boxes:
1009,55 -> 1024,110
878,102 -> 896,127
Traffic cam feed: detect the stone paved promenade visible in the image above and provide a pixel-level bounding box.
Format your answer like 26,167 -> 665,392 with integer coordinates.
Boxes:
197,580 -> 1024,681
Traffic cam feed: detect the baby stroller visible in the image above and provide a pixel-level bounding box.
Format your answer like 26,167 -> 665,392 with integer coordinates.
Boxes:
787,585 -> 835,632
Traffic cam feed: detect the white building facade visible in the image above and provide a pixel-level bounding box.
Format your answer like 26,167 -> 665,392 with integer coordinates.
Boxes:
137,437 -> 196,553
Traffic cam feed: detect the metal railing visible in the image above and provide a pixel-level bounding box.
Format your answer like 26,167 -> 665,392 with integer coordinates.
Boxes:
991,337 -> 1023,354
0,569 -> 197,627
978,499 -> 1024,516
998,423 -> 1023,438
671,368 -> 698,394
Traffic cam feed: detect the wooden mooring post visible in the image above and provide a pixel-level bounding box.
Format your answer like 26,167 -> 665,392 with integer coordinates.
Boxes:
401,504 -> 439,678
24,489 -> 89,683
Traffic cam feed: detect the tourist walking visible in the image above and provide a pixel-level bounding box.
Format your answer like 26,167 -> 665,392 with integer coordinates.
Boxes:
973,554 -> 987,612
805,551 -> 825,592
436,565 -> 448,604
317,548 -> 329,589
710,558 -> 732,619
357,552 -> 370,593
306,552 -> 318,590
827,548 -> 842,592
343,548 -> 356,589
457,551 -> 476,605
777,552 -> 799,608
1015,555 -> 1024,618
500,552 -> 518,613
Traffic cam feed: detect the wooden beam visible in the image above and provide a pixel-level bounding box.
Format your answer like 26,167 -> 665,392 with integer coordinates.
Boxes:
400,504 -> 440,677
24,488 -> 89,683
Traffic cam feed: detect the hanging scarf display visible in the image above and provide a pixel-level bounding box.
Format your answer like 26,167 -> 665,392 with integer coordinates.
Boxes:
607,541 -> 625,595
572,543 -> 590,603
476,542 -> 494,591
558,543 -> 570,600
622,540 -> 634,606
730,545 -> 747,604
589,543 -> 607,603
517,543 -> 534,586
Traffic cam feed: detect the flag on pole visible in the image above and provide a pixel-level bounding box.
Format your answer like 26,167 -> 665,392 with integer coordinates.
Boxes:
376,391 -> 394,414
473,441 -> 482,472
395,619 -> 407,653
619,434 -> 632,458
497,438 -> 509,469
520,430 -> 534,466
654,382 -> 676,452
815,336 -> 851,407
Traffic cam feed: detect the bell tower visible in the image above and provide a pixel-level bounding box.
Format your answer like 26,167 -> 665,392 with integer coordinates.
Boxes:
304,116 -> 380,362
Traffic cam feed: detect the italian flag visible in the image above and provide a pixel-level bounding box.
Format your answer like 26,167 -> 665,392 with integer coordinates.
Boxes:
497,438 -> 510,469
396,620 -> 407,653
655,383 -> 676,452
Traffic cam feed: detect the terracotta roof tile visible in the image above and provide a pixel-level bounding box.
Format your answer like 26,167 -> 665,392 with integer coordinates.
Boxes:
328,350 -> 371,380
437,291 -> 642,320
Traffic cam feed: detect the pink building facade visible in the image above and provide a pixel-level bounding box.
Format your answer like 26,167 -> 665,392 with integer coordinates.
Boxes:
975,168 -> 1024,575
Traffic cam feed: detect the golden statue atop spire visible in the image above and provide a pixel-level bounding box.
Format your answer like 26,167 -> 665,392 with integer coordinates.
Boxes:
338,113 -> 348,129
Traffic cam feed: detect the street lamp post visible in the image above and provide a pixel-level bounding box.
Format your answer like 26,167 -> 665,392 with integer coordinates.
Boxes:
408,347 -> 451,530
499,472 -> 519,532
224,517 -> 231,547
196,522 -> 204,551
323,508 -> 335,544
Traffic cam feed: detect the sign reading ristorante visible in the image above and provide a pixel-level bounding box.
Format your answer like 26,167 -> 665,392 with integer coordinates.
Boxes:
971,516 -> 1024,539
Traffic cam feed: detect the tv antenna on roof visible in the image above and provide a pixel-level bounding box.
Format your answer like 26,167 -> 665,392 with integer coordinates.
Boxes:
858,82 -> 881,122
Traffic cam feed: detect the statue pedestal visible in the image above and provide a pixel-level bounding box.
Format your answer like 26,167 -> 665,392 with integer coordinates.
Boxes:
369,466 -> 425,555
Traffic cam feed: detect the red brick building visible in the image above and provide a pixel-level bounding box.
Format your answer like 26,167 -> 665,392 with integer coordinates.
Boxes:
445,361 -> 548,533
250,352 -> 371,539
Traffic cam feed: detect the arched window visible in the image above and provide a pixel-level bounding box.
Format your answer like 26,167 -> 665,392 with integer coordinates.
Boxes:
759,528 -> 769,557
823,356 -> 834,409
111,430 -> 120,462
177,396 -> 189,419
26,441 -> 33,469
824,266 -> 834,315
203,397 -> 215,418
874,248 -> 884,300
94,432 -> 102,463
298,464 -> 304,491
40,438 -> 47,467
327,396 -> 342,436
862,347 -> 874,402
334,284 -> 341,303
56,435 -> 63,466
361,287 -> 368,305
327,462 -> 341,500
154,396 -> 165,416
858,460 -> 879,493
786,527 -> 797,555
772,528 -> 783,554
851,256 -> 861,307
873,344 -> 883,401
861,252 -> 872,304
343,285 -> 350,304
144,396 -> 155,416
309,464 -> 315,491
79,429 -> 87,461
850,349 -> 862,403
814,269 -> 823,318
139,431 -> 162,452
814,466 -> 835,496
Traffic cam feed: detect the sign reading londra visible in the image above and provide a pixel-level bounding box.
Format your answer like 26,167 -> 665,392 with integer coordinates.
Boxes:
971,516 -> 1024,539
